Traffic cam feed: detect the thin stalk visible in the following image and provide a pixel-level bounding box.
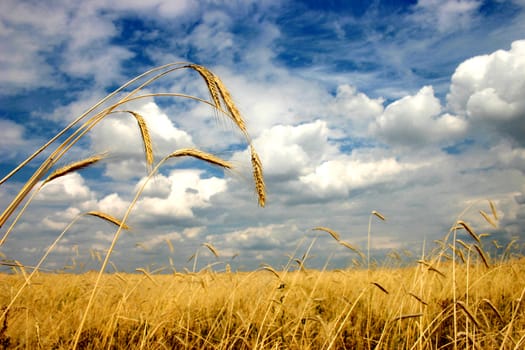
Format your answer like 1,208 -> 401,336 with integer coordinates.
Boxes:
72,150 -> 231,349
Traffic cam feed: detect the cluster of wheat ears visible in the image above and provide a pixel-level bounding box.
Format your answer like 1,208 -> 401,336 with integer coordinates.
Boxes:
0,63 -> 265,348
1,64 -> 524,349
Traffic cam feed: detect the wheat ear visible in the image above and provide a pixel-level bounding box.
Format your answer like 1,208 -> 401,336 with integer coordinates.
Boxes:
43,153 -> 107,185
250,145 -> 266,207
125,111 -> 154,172
186,64 -> 222,109
85,211 -> 130,230
202,242 -> 219,258
213,73 -> 248,137
457,221 -> 481,244
313,226 -> 341,241
168,148 -> 232,169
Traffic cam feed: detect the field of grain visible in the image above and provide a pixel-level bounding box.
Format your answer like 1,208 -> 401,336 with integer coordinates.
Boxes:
1,63 -> 524,349
1,256 -> 525,349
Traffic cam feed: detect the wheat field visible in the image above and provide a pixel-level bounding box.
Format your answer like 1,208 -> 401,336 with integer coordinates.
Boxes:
1,255 -> 524,349
1,63 -> 524,349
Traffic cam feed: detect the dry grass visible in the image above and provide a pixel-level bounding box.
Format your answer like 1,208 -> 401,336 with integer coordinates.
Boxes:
0,257 -> 524,349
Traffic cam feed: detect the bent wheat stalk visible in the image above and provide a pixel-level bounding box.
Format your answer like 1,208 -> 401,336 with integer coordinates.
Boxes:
0,153 -> 107,246
0,210 -> 129,323
0,63 -> 266,231
72,148 -> 233,349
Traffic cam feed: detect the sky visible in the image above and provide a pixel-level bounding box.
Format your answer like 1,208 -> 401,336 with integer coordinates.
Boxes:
1,0 -> 524,272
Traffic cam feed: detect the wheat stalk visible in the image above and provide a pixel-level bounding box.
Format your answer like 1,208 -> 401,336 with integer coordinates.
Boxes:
489,200 -> 498,221
213,72 -> 248,137
313,226 -> 341,241
202,242 -> 219,258
457,221 -> 481,244
339,240 -> 366,261
168,148 -> 232,169
43,154 -> 107,185
456,301 -> 482,328
407,292 -> 428,306
481,298 -> 504,323
73,146 -> 236,348
85,211 -> 130,230
392,313 -> 423,321
262,265 -> 281,280
125,111 -> 154,172
479,210 -> 497,229
372,210 -> 386,221
473,244 -> 490,268
186,64 -> 222,109
250,145 -> 266,207
371,281 -> 389,294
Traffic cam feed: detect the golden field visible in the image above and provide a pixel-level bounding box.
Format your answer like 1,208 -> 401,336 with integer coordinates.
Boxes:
1,257 -> 524,349
1,64 -> 524,349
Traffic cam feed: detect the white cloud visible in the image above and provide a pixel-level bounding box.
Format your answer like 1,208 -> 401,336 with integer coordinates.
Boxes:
38,173 -> 93,202
372,86 -> 467,147
250,120 -> 336,181
411,0 -> 482,32
0,119 -> 36,160
134,169 -> 228,219
328,84 -> 384,137
97,193 -> 129,218
300,153 -> 418,197
216,224 -> 299,252
447,40 -> 525,145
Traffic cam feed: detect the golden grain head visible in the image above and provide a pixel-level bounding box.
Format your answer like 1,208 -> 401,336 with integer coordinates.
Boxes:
372,210 -> 386,221
457,220 -> 481,244
473,244 -> 490,268
481,298 -> 504,322
202,242 -> 219,258
339,241 -> 365,260
44,153 -> 107,185
168,148 -> 232,169
85,211 -> 130,230
480,210 -> 498,229
186,64 -> 222,109
127,111 -> 154,171
313,226 -> 341,241
213,74 -> 248,136
262,265 -> 281,280
489,200 -> 499,221
249,144 -> 266,207
371,281 -> 389,294
407,292 -> 428,306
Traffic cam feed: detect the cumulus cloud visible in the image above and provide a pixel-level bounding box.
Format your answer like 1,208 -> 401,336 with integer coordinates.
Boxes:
372,86 -> 467,147
300,153 -> 418,198
250,120 -> 336,181
1,1 -> 524,271
328,84 -> 384,137
133,169 -> 228,220
447,40 -> 525,145
37,173 -> 93,202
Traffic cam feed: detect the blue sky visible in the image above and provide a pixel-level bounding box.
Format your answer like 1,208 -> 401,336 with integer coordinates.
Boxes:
1,0 -> 524,272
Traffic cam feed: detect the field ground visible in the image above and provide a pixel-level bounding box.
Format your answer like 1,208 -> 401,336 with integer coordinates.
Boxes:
1,258 -> 524,349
